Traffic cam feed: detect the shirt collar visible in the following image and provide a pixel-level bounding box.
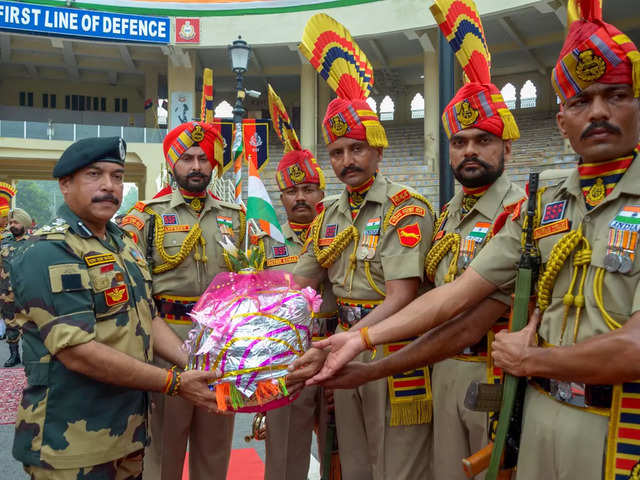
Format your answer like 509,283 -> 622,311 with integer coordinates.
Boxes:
281,223 -> 300,245
338,173 -> 388,217
57,203 -> 124,249
170,187 -> 218,215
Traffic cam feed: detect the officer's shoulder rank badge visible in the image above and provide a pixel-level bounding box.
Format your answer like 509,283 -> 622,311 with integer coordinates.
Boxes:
133,201 -> 146,212
397,223 -> 422,248
162,214 -> 179,225
541,200 -> 567,225
391,189 -> 411,207
105,285 -> 129,307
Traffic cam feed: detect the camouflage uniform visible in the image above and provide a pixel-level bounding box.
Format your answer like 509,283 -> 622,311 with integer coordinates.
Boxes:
1,234 -> 29,348
295,174 -> 435,480
261,223 -> 338,480
11,203 -> 155,478
123,188 -> 243,480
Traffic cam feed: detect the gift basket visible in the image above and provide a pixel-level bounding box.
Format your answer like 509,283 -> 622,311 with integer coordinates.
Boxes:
185,239 -> 321,412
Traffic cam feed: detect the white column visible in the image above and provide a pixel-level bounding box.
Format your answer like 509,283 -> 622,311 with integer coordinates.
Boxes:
300,62 -> 318,155
423,41 -> 439,172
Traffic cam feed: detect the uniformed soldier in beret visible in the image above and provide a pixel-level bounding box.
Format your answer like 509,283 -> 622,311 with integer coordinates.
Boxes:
123,122 -> 242,480
11,136 -> 220,480
292,15 -> 435,480
1,207 -> 33,367
300,1 -> 640,479
262,85 -> 339,480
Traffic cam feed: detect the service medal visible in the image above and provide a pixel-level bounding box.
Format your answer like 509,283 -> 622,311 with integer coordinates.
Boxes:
356,246 -> 368,260
603,252 -> 621,273
365,247 -> 376,260
619,254 -> 633,274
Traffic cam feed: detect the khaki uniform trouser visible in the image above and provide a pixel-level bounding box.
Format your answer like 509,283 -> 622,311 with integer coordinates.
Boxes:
265,384 -> 328,480
142,355 -> 235,480
25,450 -> 144,480
334,348 -> 432,480
515,385 -> 608,480
432,358 -> 489,480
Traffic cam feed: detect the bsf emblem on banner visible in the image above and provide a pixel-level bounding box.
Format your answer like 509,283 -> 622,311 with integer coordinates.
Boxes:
456,100 -> 479,128
576,49 -> 606,82
397,223 -> 422,248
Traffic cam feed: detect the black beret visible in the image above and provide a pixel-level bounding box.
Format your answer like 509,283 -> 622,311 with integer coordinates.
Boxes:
53,137 -> 127,178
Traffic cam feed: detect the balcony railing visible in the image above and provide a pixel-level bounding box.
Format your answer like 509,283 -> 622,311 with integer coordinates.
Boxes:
0,120 -> 167,144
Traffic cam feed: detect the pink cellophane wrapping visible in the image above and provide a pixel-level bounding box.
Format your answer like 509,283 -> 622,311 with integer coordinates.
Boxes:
185,269 -> 321,412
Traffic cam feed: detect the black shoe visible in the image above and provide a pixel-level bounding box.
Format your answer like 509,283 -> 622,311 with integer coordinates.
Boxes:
3,344 -> 20,367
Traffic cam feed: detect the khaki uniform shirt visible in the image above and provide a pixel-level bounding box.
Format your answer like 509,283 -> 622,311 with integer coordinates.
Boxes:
122,189 -> 244,339
295,174 -> 434,301
472,158 -> 640,345
262,223 -> 337,337
12,204 -> 155,469
432,174 -> 525,306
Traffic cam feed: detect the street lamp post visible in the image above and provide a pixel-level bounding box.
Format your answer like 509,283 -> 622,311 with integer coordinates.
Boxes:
229,36 -> 251,204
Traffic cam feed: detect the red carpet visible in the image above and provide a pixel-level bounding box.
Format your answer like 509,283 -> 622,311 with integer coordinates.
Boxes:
0,367 -> 26,425
182,449 -> 265,480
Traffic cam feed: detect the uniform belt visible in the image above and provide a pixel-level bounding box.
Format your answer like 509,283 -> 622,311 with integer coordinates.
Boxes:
531,377 -> 612,409
312,311 -> 339,339
336,298 -> 382,329
154,295 -> 199,324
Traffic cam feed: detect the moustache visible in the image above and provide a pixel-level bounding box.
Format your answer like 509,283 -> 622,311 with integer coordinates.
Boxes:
581,121 -> 621,140
340,166 -> 364,177
92,194 -> 120,205
293,202 -> 311,210
456,156 -> 492,171
187,172 -> 206,179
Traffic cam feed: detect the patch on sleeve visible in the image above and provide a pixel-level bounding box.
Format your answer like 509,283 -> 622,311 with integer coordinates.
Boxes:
390,189 -> 411,207
48,264 -> 90,293
389,205 -> 426,226
122,214 -> 144,231
133,201 -> 146,212
397,223 -> 422,248
541,200 -> 567,225
162,214 -> 179,226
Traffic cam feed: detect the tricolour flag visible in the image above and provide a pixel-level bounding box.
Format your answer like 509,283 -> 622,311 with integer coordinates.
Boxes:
246,155 -> 285,244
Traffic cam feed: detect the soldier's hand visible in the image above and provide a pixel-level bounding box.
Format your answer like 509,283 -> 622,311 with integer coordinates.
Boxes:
491,308 -> 542,377
178,370 -> 233,415
307,331 -> 365,385
286,347 -> 328,393
319,362 -> 372,390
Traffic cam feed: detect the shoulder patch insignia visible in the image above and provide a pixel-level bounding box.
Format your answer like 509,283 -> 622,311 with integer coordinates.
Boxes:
325,224 -> 338,239
397,223 -> 422,248
533,218 -> 570,240
389,205 -> 426,226
266,256 -> 299,267
122,215 -> 144,231
391,189 -> 411,207
541,200 -> 567,225
85,253 -> 116,267
272,245 -> 289,258
105,285 -> 129,307
133,201 -> 146,212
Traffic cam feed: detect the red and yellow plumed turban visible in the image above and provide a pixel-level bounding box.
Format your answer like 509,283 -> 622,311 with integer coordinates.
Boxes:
163,121 -> 224,176
0,182 -> 16,217
431,0 -> 519,140
552,0 -> 640,103
268,84 -> 326,190
299,14 -> 388,148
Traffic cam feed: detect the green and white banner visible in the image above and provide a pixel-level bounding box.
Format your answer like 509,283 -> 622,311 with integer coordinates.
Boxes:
22,0 -> 382,16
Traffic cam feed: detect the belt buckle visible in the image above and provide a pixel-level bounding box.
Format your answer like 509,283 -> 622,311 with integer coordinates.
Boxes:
550,379 -> 586,407
339,305 -> 361,327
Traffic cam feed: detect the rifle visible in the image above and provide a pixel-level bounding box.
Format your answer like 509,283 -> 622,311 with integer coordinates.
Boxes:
146,214 -> 155,269
463,172 -> 540,479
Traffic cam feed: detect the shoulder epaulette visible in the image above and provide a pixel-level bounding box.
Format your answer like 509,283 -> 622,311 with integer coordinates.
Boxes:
216,199 -> 242,211
390,188 -> 411,207
35,221 -> 70,239
131,201 -> 147,213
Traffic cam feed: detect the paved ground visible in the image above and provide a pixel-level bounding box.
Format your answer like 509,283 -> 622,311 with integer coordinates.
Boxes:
0,340 -> 321,479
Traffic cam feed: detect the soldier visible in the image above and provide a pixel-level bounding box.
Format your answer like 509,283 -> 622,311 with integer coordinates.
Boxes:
123,121 -> 242,480
292,3 -> 525,478
262,85 -> 338,480
11,136 -> 219,480
301,1 -> 640,478
292,14 -> 435,480
2,207 -> 33,367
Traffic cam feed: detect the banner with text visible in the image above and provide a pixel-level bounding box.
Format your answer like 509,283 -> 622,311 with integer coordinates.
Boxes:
0,1 -> 169,43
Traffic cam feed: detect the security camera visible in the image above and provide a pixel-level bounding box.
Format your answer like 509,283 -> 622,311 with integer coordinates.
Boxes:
245,90 -> 262,99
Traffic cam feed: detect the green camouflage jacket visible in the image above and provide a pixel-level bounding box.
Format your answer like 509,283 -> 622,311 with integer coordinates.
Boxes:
0,234 -> 30,326
11,203 -> 156,469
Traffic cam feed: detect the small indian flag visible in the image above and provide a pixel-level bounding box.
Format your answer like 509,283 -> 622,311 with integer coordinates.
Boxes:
611,205 -> 640,231
366,217 -> 381,233
246,156 -> 285,244
468,222 -> 492,242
